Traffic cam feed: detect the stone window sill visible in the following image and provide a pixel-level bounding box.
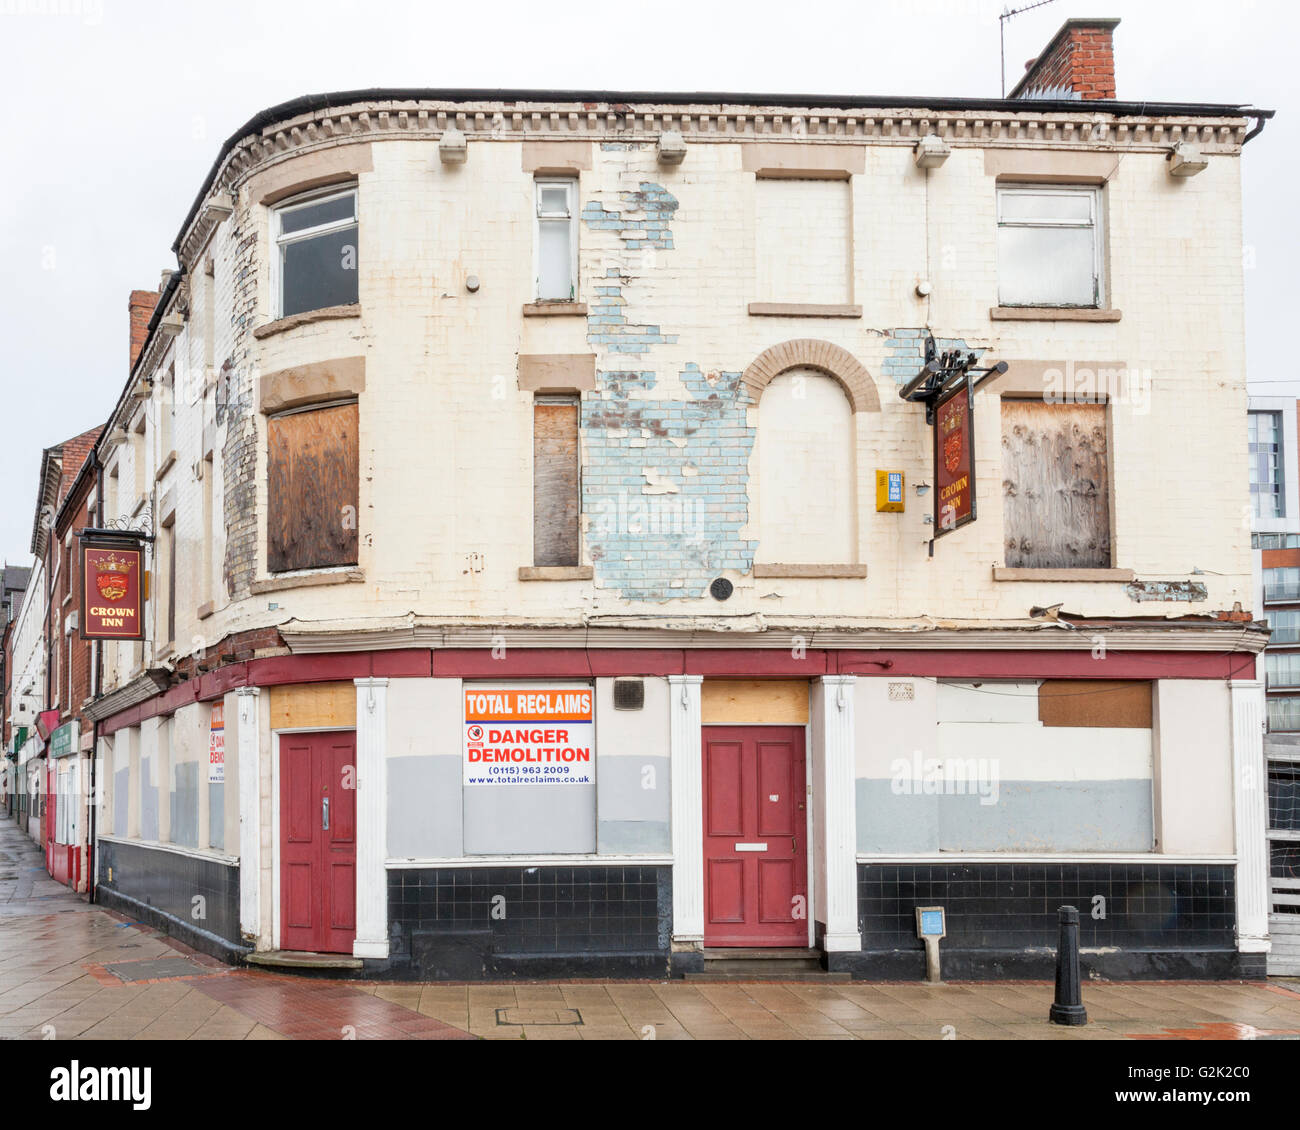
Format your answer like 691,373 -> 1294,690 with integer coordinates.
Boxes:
990,306 -> 1122,323
197,600 -> 215,621
154,643 -> 175,662
754,563 -> 868,578
993,567 -> 1135,582
250,568 -> 364,595
523,302 -> 587,317
519,566 -> 593,581
155,450 -> 177,481
748,302 -> 862,319
253,303 -> 361,340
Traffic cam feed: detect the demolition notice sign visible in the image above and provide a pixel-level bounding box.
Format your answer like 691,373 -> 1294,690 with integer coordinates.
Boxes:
463,686 -> 595,787
80,539 -> 145,640
933,377 -> 976,538
208,703 -> 225,784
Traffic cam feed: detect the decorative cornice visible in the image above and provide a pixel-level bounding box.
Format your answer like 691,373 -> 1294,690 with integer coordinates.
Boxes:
175,95 -> 1251,269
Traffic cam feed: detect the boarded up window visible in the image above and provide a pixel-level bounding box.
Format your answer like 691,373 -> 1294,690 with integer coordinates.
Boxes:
1001,400 -> 1110,568
1038,680 -> 1152,728
267,402 -> 359,573
533,398 -> 580,566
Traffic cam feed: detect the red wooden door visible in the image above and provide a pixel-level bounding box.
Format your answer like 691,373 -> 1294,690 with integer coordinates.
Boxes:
702,725 -> 808,947
280,732 -> 357,954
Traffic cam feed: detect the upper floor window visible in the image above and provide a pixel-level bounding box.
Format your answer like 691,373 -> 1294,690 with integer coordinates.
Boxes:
1250,410 -> 1284,518
532,395 -> 581,567
535,178 -> 577,301
1001,399 -> 1111,569
267,401 -> 359,573
272,186 -> 358,318
996,185 -> 1103,308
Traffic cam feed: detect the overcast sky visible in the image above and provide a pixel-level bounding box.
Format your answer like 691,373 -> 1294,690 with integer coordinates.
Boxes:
0,0 -> 1294,566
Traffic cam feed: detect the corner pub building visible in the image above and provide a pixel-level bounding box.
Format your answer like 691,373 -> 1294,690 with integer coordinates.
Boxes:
82,19 -> 1275,981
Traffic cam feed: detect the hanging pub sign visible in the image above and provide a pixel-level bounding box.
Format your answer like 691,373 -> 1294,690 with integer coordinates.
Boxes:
933,377 -> 976,538
79,538 -> 146,641
898,335 -> 1004,550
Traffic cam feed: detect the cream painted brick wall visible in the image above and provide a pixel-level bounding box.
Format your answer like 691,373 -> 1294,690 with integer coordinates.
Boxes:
100,131 -> 1254,691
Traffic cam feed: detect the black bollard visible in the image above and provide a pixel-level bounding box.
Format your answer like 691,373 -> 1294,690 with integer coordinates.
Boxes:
1048,905 -> 1088,1026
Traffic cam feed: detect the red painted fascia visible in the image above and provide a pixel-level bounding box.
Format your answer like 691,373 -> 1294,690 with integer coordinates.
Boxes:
96,645 -> 1254,735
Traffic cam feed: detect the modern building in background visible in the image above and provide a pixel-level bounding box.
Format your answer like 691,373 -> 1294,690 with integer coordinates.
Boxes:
1248,394 -> 1300,975
2,17 -> 1279,981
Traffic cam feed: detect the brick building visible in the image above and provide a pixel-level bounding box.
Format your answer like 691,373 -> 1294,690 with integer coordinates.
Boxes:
71,18 -> 1278,979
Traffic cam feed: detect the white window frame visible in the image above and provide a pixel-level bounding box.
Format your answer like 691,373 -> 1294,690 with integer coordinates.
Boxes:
996,184 -> 1104,308
534,177 -> 578,302
270,184 -> 359,320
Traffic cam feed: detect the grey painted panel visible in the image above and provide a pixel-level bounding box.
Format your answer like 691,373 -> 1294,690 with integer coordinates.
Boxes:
140,755 -> 158,843
597,819 -> 671,853
597,755 -> 670,823
389,755 -> 462,858
171,761 -> 199,849
857,778 -> 939,853
208,782 -> 224,851
114,768 -> 129,837
464,784 -> 596,854
856,778 -> 1153,853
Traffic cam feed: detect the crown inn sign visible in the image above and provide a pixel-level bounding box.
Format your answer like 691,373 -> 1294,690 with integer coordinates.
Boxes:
899,335 -> 1007,552
79,533 -> 147,641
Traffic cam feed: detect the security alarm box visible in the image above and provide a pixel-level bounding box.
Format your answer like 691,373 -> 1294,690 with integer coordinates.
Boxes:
876,470 -> 905,512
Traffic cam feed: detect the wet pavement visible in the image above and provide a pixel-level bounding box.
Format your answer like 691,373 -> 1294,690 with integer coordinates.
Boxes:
3,816 -> 1300,1041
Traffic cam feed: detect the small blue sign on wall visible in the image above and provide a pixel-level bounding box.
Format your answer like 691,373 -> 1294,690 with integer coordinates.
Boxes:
916,906 -> 946,939
887,472 -> 903,502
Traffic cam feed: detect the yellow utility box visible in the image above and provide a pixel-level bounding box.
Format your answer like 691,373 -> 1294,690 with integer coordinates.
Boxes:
876,470 -> 905,512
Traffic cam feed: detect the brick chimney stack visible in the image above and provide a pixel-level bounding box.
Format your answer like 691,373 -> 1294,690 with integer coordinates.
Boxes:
1009,17 -> 1119,101
128,289 -> 159,368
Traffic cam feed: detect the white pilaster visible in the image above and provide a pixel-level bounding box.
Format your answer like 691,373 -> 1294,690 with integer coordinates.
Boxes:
669,674 -> 704,942
816,675 -> 861,952
1231,679 -> 1270,954
235,687 -> 261,942
353,677 -> 389,959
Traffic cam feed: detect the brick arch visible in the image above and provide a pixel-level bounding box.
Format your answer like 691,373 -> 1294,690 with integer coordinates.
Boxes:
742,340 -> 880,413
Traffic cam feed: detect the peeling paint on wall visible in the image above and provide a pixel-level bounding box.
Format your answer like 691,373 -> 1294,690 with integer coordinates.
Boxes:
581,183 -> 677,250
881,328 -> 982,385
1125,580 -> 1209,602
583,365 -> 756,602
586,272 -> 678,355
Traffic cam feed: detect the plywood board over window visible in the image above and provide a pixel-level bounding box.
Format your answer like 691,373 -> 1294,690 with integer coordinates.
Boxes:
1038,680 -> 1152,728
533,398 -> 579,567
267,401 -> 359,573
1001,400 -> 1110,569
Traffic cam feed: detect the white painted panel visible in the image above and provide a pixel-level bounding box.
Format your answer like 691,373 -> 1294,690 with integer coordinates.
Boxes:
937,680 -> 1041,724
595,676 -> 670,757
755,178 -> 851,303
853,675 -> 938,777
937,722 -> 1152,781
1154,680 -> 1233,855
757,372 -> 855,564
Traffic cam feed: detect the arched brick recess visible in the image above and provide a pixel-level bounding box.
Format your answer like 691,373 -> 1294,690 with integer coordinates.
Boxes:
742,339 -> 880,412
